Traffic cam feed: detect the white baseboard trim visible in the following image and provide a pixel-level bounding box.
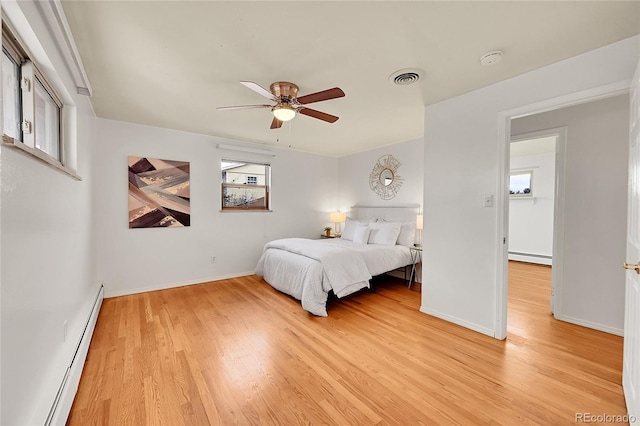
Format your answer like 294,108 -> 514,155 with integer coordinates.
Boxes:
508,253 -> 552,266
556,314 -> 624,337
385,268 -> 421,283
104,272 -> 255,298
47,284 -> 104,425
419,306 -> 495,338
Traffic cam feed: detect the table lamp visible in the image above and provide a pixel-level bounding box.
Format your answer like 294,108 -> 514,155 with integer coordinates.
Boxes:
330,212 -> 347,236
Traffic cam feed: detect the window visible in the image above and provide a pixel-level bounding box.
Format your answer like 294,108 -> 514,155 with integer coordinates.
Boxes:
2,47 -> 21,140
34,73 -> 61,159
510,170 -> 533,197
221,160 -> 270,211
2,22 -> 65,167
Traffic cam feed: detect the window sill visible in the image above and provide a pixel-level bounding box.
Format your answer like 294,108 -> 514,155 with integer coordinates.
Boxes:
2,135 -> 81,181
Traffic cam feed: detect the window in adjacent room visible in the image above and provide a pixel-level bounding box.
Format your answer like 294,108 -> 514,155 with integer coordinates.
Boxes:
509,170 -> 533,197
2,22 -> 66,168
221,159 -> 270,211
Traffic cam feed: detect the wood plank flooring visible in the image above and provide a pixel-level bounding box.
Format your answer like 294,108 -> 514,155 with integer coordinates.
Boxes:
67,262 -> 627,425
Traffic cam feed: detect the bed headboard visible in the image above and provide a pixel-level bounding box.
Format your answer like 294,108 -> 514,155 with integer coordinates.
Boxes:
349,205 -> 420,222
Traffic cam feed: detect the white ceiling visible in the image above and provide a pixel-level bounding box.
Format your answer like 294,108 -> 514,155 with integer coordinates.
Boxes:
61,1 -> 639,157
510,136 -> 557,158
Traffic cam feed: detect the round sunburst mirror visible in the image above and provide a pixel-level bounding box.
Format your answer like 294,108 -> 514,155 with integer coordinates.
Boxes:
369,154 -> 403,200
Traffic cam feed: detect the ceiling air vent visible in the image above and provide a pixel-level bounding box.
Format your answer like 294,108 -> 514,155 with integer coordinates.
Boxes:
389,69 -> 424,86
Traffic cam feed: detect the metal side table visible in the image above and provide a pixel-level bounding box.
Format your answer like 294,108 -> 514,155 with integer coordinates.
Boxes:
408,246 -> 422,290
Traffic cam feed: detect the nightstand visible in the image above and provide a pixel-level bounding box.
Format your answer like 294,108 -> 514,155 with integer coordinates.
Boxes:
320,234 -> 338,239
408,246 -> 422,290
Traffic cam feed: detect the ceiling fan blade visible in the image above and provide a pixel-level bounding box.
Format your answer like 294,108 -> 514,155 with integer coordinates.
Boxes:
217,104 -> 272,110
240,81 -> 277,101
270,117 -> 283,129
298,108 -> 339,123
296,87 -> 345,105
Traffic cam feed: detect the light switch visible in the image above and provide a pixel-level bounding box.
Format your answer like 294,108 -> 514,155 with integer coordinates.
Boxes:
484,194 -> 493,207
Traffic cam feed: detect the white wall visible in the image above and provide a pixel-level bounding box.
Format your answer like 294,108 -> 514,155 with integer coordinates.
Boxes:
421,35 -> 639,337
338,138 -> 424,281
96,123 -> 423,297
0,2 -> 98,424
95,119 -> 338,297
511,95 -> 629,334
508,151 -> 555,264
338,138 -> 424,210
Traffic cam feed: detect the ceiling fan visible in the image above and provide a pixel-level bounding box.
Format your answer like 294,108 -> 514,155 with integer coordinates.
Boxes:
217,81 -> 345,129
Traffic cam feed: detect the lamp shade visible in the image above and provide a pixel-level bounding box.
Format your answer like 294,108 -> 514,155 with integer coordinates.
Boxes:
330,212 -> 346,223
272,104 -> 296,121
416,214 -> 423,230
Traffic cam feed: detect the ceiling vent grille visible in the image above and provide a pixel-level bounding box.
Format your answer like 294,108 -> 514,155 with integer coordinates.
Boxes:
389,69 -> 424,86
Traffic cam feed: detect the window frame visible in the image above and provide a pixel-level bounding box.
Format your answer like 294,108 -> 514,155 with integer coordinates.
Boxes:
2,46 -> 22,140
2,25 -> 26,141
509,169 -> 534,198
221,159 -> 271,211
1,20 -> 77,179
32,63 -> 64,160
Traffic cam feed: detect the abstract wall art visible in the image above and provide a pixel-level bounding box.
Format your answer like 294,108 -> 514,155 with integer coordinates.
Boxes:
128,156 -> 190,228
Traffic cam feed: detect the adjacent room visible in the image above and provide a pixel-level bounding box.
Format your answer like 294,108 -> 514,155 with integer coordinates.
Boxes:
1,1 -> 639,424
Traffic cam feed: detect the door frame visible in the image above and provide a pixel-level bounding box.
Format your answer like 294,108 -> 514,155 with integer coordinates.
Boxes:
494,80 -> 632,340
510,128 -> 565,316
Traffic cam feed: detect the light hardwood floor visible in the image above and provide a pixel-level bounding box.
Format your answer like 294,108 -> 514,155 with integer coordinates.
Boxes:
67,262 -> 626,425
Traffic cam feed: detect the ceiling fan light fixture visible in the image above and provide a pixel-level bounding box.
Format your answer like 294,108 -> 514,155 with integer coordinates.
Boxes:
219,81 -> 344,128
272,103 -> 296,122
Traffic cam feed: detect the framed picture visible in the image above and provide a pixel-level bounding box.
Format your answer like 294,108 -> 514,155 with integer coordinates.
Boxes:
128,156 -> 190,228
510,170 -> 533,198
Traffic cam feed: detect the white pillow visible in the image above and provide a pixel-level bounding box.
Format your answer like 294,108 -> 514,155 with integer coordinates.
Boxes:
368,221 -> 402,246
341,217 -> 371,241
378,219 -> 417,247
396,222 -> 417,247
352,224 -> 370,245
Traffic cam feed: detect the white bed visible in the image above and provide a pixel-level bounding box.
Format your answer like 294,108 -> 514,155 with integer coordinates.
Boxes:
255,205 -> 420,316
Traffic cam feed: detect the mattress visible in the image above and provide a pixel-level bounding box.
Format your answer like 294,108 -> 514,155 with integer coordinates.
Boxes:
255,238 -> 412,316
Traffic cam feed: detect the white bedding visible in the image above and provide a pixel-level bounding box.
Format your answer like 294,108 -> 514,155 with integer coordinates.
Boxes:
255,238 -> 412,316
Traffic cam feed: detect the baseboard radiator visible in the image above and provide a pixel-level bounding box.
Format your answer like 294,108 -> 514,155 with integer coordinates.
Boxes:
508,251 -> 552,266
45,284 -> 104,425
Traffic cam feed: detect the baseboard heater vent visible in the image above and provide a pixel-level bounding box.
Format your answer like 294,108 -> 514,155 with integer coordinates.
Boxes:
44,283 -> 104,426
508,251 -> 552,259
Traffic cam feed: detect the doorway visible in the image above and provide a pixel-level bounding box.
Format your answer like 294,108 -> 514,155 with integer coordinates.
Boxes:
508,132 -> 560,315
495,86 -> 630,340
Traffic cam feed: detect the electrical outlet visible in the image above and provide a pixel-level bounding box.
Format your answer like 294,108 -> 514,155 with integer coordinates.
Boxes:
211,256 -> 217,264
63,320 -> 68,342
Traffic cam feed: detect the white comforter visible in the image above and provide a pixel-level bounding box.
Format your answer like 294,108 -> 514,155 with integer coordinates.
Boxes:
257,238 -> 372,297
255,238 -> 412,316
